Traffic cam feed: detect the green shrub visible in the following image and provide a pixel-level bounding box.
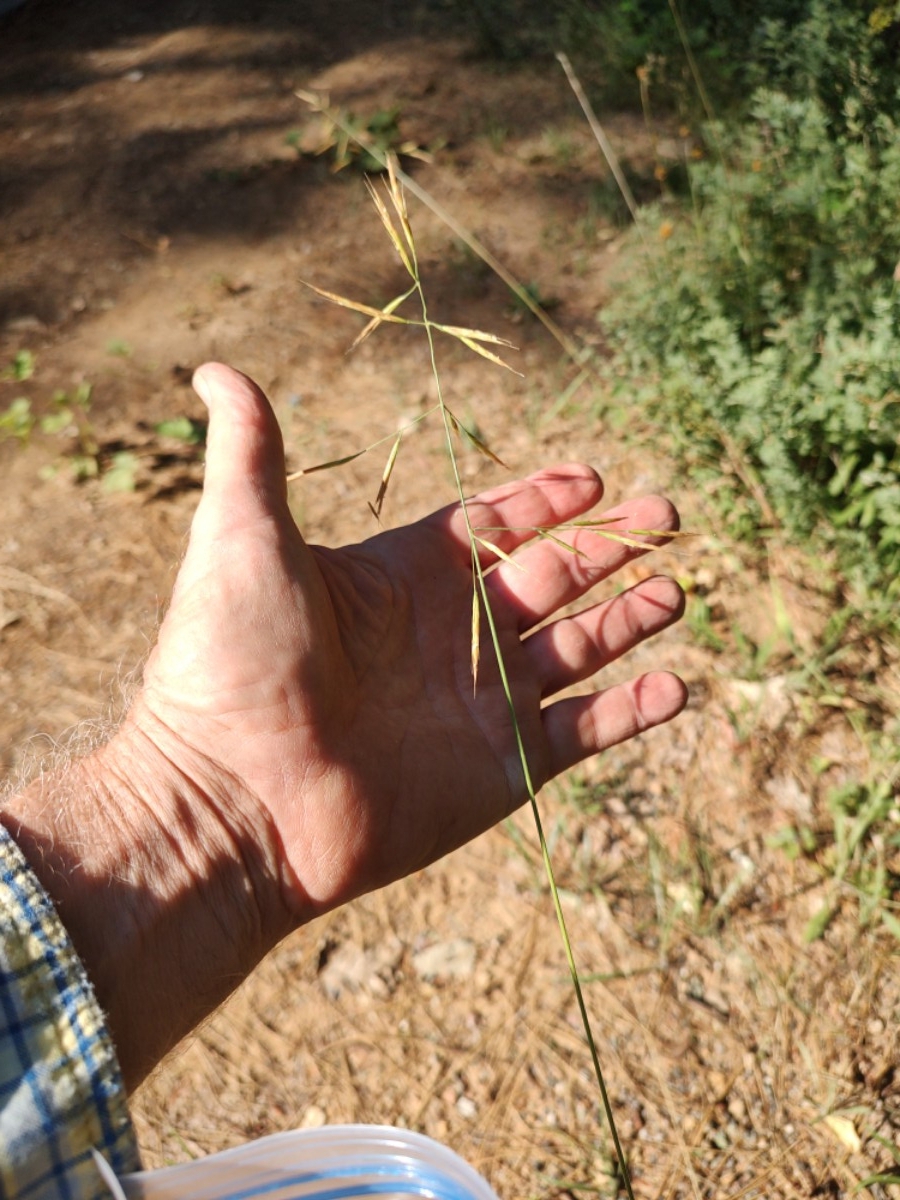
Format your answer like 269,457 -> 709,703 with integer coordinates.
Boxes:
749,1 -> 900,130
600,87 -> 900,595
434,0 -> 900,119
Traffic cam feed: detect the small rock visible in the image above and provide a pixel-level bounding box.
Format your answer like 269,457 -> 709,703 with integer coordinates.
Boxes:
318,937 -> 402,999
4,315 -> 47,333
764,774 -> 813,821
412,938 -> 476,981
723,675 -> 794,730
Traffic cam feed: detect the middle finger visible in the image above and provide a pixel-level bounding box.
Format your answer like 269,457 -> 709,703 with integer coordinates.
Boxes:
486,494 -> 679,633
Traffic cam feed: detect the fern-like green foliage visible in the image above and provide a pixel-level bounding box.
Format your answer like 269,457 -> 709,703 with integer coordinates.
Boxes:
601,84 -> 900,598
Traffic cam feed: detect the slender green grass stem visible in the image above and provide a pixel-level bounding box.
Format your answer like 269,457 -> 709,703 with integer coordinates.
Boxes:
667,0 -> 717,126
307,159 -> 639,1197
414,273 -> 637,1200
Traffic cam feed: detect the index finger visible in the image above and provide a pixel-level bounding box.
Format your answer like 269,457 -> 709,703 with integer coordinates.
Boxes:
426,463 -> 604,565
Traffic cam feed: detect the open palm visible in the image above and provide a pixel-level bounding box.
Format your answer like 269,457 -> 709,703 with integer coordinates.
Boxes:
138,364 -> 687,921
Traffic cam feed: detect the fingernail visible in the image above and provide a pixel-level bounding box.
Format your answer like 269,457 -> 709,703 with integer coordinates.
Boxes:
192,367 -> 212,407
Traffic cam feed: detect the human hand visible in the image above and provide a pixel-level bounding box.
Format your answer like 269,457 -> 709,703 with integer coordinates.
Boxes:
2,362 -> 686,1086
135,363 -> 687,917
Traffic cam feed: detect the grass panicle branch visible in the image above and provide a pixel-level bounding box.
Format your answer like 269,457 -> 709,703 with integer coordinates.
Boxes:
297,90 -> 588,370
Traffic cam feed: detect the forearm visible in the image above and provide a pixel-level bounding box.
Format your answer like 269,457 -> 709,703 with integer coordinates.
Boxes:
1,714 -> 295,1089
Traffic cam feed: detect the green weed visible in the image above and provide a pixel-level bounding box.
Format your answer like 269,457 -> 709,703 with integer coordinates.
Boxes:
804,768 -> 900,943
857,1134 -> 900,1190
0,383 -> 205,493
0,397 -> 37,442
289,100 -> 432,175
2,349 -> 36,381
684,596 -> 725,654
506,280 -> 558,321
154,416 -> 207,445
482,117 -> 509,154
599,83 -> 900,606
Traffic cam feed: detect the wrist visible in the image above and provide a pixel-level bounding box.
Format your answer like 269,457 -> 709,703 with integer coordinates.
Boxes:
1,713 -> 296,1088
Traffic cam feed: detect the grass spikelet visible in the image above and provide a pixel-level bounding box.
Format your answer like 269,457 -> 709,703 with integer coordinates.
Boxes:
534,528 -> 591,559
364,175 -> 416,277
447,413 -> 508,467
350,285 -> 417,351
369,430 -> 403,520
287,449 -> 368,477
432,324 -> 518,348
285,409 -> 434,482
470,565 -> 481,693
473,536 -> 526,570
302,281 -> 414,327
475,522 -> 694,555
302,283 -> 521,368
385,152 -> 416,269
442,331 -> 522,376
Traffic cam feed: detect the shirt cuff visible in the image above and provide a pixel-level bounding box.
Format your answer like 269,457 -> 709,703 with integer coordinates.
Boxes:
0,822 -> 140,1198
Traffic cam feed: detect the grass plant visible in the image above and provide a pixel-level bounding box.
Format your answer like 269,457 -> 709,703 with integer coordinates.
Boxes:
1,349 -> 35,382
287,102 -> 432,175
296,91 -> 588,369
292,154 -> 689,1199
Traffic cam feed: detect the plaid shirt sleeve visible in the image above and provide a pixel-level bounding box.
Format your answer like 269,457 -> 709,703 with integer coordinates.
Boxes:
0,822 -> 140,1198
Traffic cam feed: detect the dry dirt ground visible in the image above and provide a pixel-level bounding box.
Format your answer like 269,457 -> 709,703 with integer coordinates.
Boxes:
2,3 -> 900,1198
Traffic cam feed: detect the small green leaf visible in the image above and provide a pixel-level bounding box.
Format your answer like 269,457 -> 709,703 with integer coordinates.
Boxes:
3,350 -> 36,381
102,451 -> 139,493
154,416 -> 207,445
767,826 -> 801,860
40,409 -> 74,435
803,901 -> 835,943
70,454 -> 99,482
0,397 -> 35,441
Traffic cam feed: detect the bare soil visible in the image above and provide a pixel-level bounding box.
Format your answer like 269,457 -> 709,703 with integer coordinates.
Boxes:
2,4 -> 899,1197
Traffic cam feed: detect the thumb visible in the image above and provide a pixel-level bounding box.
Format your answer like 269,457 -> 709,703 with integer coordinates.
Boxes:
192,362 -> 289,531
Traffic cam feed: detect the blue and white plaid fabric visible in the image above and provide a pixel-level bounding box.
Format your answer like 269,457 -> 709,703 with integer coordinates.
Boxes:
0,823 -> 139,1198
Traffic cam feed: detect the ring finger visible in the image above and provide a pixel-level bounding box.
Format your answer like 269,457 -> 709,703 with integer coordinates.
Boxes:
524,575 -> 685,698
